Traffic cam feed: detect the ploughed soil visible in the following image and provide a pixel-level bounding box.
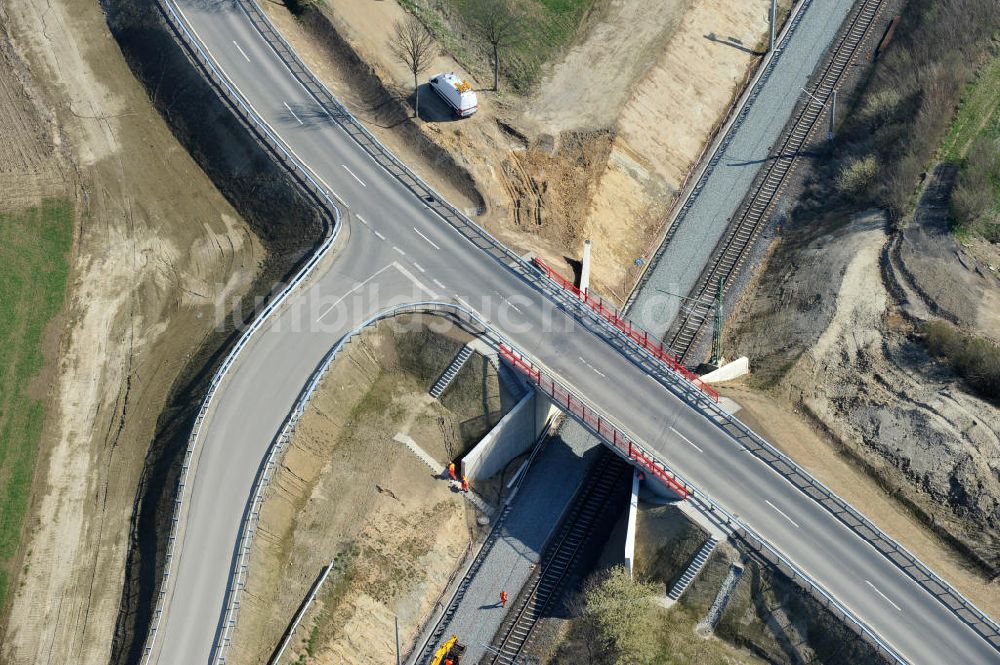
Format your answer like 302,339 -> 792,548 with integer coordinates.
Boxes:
230,317 -> 513,664
258,0 -> 780,301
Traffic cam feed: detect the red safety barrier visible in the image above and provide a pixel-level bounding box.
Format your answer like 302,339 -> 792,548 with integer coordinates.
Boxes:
533,258 -> 720,403
499,345 -> 689,500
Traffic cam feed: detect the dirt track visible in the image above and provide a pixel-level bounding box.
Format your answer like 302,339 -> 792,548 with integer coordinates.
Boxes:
0,0 -> 266,662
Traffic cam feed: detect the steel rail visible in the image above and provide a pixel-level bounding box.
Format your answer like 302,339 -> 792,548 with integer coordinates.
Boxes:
143,0 -> 1000,660
663,0 -> 883,358
219,301 -> 909,665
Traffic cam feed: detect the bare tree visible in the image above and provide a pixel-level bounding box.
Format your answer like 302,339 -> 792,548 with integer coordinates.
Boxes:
388,15 -> 436,118
466,0 -> 525,92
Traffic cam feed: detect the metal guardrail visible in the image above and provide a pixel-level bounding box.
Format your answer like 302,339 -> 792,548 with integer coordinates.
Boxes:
140,0 -> 348,662
147,0 -> 1000,661
232,0 -> 728,417
231,302 -> 908,665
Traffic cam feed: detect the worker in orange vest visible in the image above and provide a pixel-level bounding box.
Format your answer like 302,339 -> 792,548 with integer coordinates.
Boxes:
500,590 -> 508,607
448,462 -> 457,481
444,659 -> 453,665
461,475 -> 470,493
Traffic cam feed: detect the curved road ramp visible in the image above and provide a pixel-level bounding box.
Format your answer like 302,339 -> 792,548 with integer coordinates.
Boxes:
136,0 -> 1000,663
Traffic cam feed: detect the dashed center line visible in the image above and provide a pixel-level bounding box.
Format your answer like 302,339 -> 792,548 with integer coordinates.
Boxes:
412,227 -> 441,250
493,290 -> 523,313
343,164 -> 366,187
412,262 -> 426,273
578,356 -> 606,378
282,101 -> 303,125
356,214 -> 369,226
233,40 -> 251,62
669,426 -> 703,453
866,580 -> 902,612
392,246 -> 405,256
764,499 -> 800,528
432,279 -> 446,290
372,230 -> 386,240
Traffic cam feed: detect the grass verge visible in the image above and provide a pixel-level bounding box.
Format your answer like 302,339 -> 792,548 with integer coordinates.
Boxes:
405,0 -> 595,92
0,199 -> 73,609
942,48 -> 1000,241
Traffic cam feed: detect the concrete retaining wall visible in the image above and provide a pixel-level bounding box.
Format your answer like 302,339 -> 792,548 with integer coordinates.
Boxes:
461,390 -> 555,482
624,469 -> 640,576
700,356 -> 749,383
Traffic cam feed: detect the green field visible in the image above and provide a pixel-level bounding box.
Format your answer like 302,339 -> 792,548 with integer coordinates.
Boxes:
941,49 -> 1000,241
941,51 -> 1000,161
0,199 -> 73,609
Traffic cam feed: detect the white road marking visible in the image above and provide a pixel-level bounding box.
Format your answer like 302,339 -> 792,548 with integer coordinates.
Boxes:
343,164 -> 366,187
455,295 -> 475,312
356,214 -> 369,226
372,230 -> 386,240
282,102 -> 303,125
764,499 -> 800,528
233,40 -> 251,63
412,226 -> 441,250
493,290 -> 523,313
392,246 -> 405,256
578,356 -> 607,378
432,279 -> 446,290
392,262 -> 436,297
669,426 -> 703,453
315,264 -> 394,321
866,580 -> 902,612
412,262 -> 426,273
172,3 -> 346,214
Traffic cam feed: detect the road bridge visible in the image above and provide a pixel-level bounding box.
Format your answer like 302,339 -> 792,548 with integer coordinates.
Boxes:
140,1 -> 1000,664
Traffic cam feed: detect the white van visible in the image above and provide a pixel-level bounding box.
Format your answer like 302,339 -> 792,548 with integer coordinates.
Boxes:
429,72 -> 478,117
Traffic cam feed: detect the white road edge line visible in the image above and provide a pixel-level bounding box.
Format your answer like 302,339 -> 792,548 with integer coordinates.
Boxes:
455,295 -> 475,312
412,226 -> 441,250
764,499 -> 800,528
393,246 -> 405,256
343,164 -> 367,187
315,264 -> 394,321
282,101 -> 303,126
669,426 -> 703,453
866,580 -> 903,612
233,40 -> 251,63
373,230 -> 386,240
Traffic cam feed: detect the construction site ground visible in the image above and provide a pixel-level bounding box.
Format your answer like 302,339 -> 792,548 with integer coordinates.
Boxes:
231,318 -> 520,665
259,0 -> 780,301
416,417 -> 603,665
0,0 -> 267,662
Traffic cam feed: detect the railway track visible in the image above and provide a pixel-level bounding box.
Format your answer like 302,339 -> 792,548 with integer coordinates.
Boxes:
663,0 -> 885,360
485,452 -> 629,665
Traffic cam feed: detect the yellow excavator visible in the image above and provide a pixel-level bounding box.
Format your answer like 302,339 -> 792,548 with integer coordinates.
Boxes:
430,635 -> 466,665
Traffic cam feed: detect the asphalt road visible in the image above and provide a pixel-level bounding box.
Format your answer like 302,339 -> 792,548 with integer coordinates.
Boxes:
148,1 -> 1000,664
629,0 -> 854,337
